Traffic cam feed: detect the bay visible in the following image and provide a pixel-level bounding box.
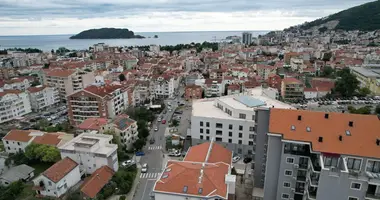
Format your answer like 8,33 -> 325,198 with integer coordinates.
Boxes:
0,30 -> 268,51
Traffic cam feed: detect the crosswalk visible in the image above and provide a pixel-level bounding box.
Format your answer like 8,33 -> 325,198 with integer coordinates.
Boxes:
148,146 -> 162,150
140,172 -> 161,179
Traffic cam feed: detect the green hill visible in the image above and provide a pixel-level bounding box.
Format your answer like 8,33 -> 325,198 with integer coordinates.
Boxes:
299,0 -> 380,31
70,28 -> 145,39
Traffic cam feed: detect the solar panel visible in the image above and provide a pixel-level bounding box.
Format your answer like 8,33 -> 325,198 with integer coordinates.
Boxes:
234,96 -> 266,108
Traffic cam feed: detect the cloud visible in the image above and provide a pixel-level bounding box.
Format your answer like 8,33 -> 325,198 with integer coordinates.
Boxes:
0,0 -> 374,35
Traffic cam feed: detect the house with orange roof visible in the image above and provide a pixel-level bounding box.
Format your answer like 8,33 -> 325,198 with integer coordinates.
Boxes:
76,117 -> 109,134
2,129 -> 73,153
32,157 -> 81,198
2,77 -> 31,91
185,85 -> 203,100
204,79 -> 224,98
80,166 -> 115,199
153,141 -> 236,200
281,77 -> 304,101
27,85 -> 60,111
227,84 -> 241,95
0,89 -> 32,124
263,108 -> 380,200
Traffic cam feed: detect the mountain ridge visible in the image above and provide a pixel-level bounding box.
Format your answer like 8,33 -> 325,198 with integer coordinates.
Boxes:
70,28 -> 145,39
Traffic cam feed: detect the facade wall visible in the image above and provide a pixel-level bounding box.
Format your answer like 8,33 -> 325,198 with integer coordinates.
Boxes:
263,134 -> 282,200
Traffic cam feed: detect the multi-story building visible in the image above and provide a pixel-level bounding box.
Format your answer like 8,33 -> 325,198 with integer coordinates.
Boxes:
262,108 -> 380,200
59,133 -> 119,174
151,75 -> 177,99
191,89 -> 293,158
2,129 -> 73,153
227,84 -> 241,95
32,157 -> 81,198
153,141 -> 236,200
2,77 -> 31,91
0,90 -> 32,124
256,64 -> 277,81
27,85 -> 60,111
185,85 -> 203,100
242,32 -> 253,45
112,114 -> 138,149
350,67 -> 380,95
281,78 -> 304,101
204,79 -> 224,97
0,68 -> 17,80
44,69 -> 95,101
67,84 -> 130,125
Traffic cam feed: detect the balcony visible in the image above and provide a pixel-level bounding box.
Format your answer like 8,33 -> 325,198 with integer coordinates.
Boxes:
297,175 -> 306,182
366,193 -> 380,200
309,154 -> 321,172
307,186 -> 317,200
284,143 -> 311,157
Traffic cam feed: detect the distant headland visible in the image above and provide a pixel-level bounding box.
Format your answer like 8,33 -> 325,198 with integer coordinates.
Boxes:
69,28 -> 145,39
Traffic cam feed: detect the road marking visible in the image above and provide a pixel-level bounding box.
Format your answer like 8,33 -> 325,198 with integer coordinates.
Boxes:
148,146 -> 162,150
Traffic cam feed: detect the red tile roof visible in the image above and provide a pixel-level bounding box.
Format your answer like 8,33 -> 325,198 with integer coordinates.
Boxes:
269,108 -> 380,159
282,77 -> 302,84
3,129 -> 34,142
77,118 -> 108,130
43,157 -> 78,183
27,86 -> 46,93
84,84 -> 123,97
45,69 -> 76,77
81,166 -> 115,198
32,133 -> 62,146
184,142 -> 232,164
0,89 -> 22,97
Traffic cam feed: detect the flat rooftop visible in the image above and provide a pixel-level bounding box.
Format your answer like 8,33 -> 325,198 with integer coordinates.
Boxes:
351,67 -> 380,78
193,93 -> 293,119
58,133 -> 117,156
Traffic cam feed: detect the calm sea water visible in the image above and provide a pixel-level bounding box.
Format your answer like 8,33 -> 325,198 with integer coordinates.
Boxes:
0,31 -> 268,51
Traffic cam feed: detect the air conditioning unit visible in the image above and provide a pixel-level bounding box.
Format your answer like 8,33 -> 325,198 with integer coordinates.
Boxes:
291,188 -> 295,192
294,164 -> 299,168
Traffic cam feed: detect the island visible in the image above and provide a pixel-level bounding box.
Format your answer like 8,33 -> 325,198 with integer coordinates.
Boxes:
154,35 -> 158,38
70,28 -> 145,39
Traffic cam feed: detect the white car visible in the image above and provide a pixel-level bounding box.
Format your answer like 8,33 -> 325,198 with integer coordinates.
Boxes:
154,127 -> 158,131
157,118 -> 161,122
141,163 -> 148,173
232,156 -> 241,163
122,160 -> 135,167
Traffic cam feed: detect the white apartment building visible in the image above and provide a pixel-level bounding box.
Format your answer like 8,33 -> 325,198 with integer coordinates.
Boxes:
44,68 -> 95,101
2,129 -> 73,153
59,133 -> 119,174
112,114 -> 138,150
151,75 -> 177,99
204,79 -> 224,97
0,90 -> 31,124
2,77 -> 31,91
262,109 -> 380,200
27,85 -> 60,111
191,88 -> 293,157
32,157 -> 81,198
149,45 -> 160,53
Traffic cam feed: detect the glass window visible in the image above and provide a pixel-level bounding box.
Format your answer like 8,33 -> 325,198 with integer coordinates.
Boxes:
200,121 -> 203,126
283,182 -> 290,188
206,136 -> 210,140
367,160 -> 380,173
206,129 -> 210,134
239,133 -> 242,138
216,130 -> 223,135
206,122 -> 210,127
239,125 -> 243,131
200,135 -> 204,140
350,182 -> 361,190
249,141 -> 254,146
200,129 -> 203,133
282,193 -> 289,199
347,158 -> 361,171
229,132 -> 232,137
285,170 -> 292,176
249,126 -> 255,132
286,158 -> 294,164
238,140 -> 242,144
215,137 -> 222,142
229,124 -> 233,129
228,139 -> 232,143
216,123 -> 223,128
239,113 -> 246,119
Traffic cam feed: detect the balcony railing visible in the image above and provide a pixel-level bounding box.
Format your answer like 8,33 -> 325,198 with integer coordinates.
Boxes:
297,176 -> 307,182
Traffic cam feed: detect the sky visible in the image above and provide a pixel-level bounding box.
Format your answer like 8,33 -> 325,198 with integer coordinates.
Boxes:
0,0 -> 374,35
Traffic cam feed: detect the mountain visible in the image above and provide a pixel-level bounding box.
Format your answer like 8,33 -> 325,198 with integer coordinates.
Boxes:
70,28 -> 145,39
288,0 -> 380,32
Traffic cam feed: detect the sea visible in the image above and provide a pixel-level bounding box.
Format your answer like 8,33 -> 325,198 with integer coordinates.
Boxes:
0,31 -> 268,52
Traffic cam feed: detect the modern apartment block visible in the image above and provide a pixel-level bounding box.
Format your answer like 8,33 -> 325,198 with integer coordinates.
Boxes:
0,90 -> 32,124
281,78 -> 305,101
27,85 -> 60,111
2,77 -> 31,91
67,84 -> 130,125
261,108 -> 380,200
191,88 -> 293,165
59,133 -> 119,174
242,32 -> 253,45
204,79 -> 224,97
151,75 -> 178,99
44,68 -> 95,101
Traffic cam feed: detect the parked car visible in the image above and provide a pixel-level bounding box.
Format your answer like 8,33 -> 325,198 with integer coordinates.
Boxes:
157,117 -> 161,122
141,163 -> 148,173
136,151 -> 145,156
232,156 -> 241,163
154,127 -> 158,131
174,111 -> 183,114
149,138 -> 155,144
122,160 -> 135,167
162,120 -> 167,124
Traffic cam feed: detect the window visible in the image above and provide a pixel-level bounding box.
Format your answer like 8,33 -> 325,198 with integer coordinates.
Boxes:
216,123 -> 223,128
284,170 -> 292,176
367,160 -> 380,173
229,124 -> 233,129
200,129 -> 204,133
239,125 -> 243,131
249,141 -> 254,146
281,193 -> 289,199
17,142 -> 20,146
248,150 -> 253,154
249,126 -> 255,132
216,130 -> 223,135
347,158 -> 361,171
249,134 -> 254,139
228,139 -> 232,143
324,156 -> 338,167
252,115 -> 255,120
238,148 -> 242,154
350,182 -> 361,190
206,136 -> 210,140
286,158 -> 294,164
348,197 -> 358,200
206,122 -> 210,127
7,147 -> 10,150
238,140 -> 242,144
200,121 -> 204,126
48,181 -> 52,186
239,113 -> 246,119
215,137 -> 222,142
200,135 -> 204,140
206,129 -> 210,134
239,133 -> 242,138
229,132 -> 232,137
283,182 -> 291,188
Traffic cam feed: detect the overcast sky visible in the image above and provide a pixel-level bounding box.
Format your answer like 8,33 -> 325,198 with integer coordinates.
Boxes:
0,0 -> 374,35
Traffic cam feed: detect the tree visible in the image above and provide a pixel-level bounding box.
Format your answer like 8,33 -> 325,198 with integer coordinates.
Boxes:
5,151 -> 28,167
42,146 -> 61,162
133,138 -> 146,151
320,66 -> 335,78
334,68 -> 359,97
348,106 -> 372,115
43,63 -> 50,69
171,119 -> 179,127
25,143 -> 60,163
138,128 -> 149,139
375,104 -> 380,115
0,181 -> 25,200
36,119 -> 50,130
358,87 -> 371,97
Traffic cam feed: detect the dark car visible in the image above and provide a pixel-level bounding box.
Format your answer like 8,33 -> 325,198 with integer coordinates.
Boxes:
149,138 -> 155,144
174,111 -> 183,114
135,151 -> 145,156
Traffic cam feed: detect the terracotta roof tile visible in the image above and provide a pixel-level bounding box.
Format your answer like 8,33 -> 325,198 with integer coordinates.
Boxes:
84,84 -> 123,98
45,69 -> 76,77
80,166 -> 115,198
27,85 -> 46,93
43,157 -> 78,183
77,118 -> 108,130
282,77 -> 302,84
184,142 -> 232,164
3,129 -> 34,142
269,109 -> 380,159
32,133 -> 62,146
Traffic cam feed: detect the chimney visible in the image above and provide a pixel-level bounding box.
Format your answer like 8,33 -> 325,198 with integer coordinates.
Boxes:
318,137 -> 323,143
348,121 -> 353,127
